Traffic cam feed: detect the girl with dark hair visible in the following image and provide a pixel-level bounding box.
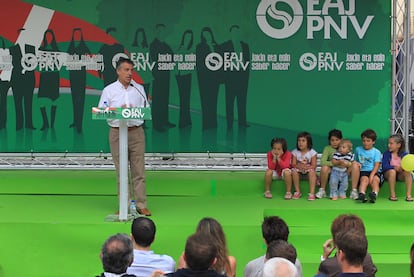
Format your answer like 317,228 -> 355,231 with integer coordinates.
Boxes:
178,217 -> 236,277
291,131 -> 318,200
264,137 -> 292,199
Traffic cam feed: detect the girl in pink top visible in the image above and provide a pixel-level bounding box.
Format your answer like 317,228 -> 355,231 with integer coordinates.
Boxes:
264,138 -> 292,199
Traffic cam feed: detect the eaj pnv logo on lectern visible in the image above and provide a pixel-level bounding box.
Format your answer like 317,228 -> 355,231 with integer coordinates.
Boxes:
91,107 -> 152,120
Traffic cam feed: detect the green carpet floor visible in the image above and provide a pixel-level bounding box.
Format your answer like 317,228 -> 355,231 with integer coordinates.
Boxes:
0,170 -> 412,277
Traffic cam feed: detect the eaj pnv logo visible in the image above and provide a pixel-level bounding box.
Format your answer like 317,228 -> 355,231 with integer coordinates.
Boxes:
256,0 -> 303,39
256,0 -> 374,40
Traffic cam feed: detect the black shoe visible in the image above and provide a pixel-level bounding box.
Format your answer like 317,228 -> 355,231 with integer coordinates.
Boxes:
369,192 -> 377,203
165,122 -> 176,128
357,192 -> 367,202
238,123 -> 250,128
153,125 -> 167,132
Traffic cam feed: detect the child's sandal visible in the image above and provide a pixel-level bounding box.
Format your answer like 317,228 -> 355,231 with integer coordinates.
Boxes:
388,196 -> 398,201
264,191 -> 273,199
284,192 -> 292,200
406,195 -> 413,202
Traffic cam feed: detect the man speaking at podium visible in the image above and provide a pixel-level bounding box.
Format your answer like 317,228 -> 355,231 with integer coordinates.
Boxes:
98,57 -> 151,216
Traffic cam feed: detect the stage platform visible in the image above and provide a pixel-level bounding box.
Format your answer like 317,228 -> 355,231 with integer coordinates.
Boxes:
0,170 -> 412,277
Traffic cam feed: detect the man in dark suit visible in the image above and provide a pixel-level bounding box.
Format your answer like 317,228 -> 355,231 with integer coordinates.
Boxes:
10,28 -> 36,131
219,25 -> 250,130
149,24 -> 175,131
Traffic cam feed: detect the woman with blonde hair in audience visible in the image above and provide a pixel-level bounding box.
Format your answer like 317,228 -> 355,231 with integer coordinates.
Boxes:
178,217 -> 236,277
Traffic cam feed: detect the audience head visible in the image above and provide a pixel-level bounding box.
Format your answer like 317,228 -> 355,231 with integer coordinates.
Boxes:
196,217 -> 230,273
263,257 -> 298,277
262,216 -> 290,244
131,217 -> 156,247
335,230 -> 368,268
184,233 -> 217,271
100,233 -> 133,274
330,214 -> 365,244
265,240 -> 297,264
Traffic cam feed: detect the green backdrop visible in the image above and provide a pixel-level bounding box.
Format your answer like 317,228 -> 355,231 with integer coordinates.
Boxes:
0,0 -> 391,153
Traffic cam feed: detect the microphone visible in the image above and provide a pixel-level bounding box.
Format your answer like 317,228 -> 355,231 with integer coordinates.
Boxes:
130,83 -> 147,107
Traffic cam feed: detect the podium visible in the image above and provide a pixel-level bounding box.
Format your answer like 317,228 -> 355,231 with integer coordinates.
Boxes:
92,107 -> 152,221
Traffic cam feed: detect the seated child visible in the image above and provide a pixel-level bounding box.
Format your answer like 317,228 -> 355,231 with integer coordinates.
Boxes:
354,129 -> 382,203
291,132 -> 318,201
264,138 -> 292,199
316,129 -> 343,199
382,134 -> 413,202
329,139 -> 354,200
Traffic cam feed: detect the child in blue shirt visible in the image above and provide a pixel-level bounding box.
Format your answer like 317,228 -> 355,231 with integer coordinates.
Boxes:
354,129 -> 382,203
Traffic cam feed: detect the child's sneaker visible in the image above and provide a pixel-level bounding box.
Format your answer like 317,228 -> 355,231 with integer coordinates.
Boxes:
339,195 -> 347,199
369,191 -> 377,203
357,192 -> 367,203
308,194 -> 316,201
292,192 -> 302,200
350,189 -> 358,200
315,188 -> 326,199
331,196 -> 338,201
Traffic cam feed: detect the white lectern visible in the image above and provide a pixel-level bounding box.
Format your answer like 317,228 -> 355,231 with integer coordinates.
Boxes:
92,107 -> 152,221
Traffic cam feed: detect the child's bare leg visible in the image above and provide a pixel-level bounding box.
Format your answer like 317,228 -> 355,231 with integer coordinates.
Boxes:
370,176 -> 380,193
308,171 -> 317,195
403,171 -> 413,198
292,171 -> 301,193
385,170 -> 396,198
264,169 -> 273,193
359,177 -> 369,193
351,163 -> 360,190
283,170 -> 292,193
319,166 -> 331,190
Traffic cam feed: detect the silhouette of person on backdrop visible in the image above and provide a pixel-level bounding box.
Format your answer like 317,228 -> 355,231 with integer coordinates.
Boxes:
149,23 -> 175,131
196,27 -> 220,130
220,25 -> 250,129
131,27 -> 153,98
175,29 -> 194,129
99,27 -> 125,87
10,28 -> 36,131
38,29 -> 60,131
0,36 -> 11,130
67,27 -> 90,133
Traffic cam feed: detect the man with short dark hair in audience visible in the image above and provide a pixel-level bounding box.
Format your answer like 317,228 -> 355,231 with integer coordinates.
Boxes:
335,230 -> 368,277
127,217 -> 175,276
96,233 -> 136,277
165,233 -> 226,277
265,240 -> 297,265
316,214 -> 376,277
244,216 -> 302,277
